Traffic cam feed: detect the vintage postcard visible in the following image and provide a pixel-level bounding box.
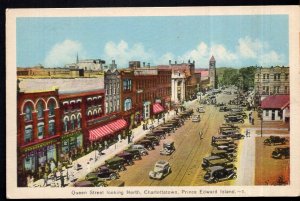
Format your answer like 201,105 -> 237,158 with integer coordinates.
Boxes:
6,6 -> 300,198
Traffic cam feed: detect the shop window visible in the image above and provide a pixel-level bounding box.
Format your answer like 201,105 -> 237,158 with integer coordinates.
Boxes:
48,101 -> 55,116
24,155 -> 35,172
24,104 -> 33,121
37,101 -> 44,119
48,121 -> 55,136
37,123 -> 44,139
24,126 -> 33,143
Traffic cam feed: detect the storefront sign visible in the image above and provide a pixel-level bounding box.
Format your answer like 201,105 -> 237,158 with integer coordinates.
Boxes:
61,130 -> 82,140
22,139 -> 58,153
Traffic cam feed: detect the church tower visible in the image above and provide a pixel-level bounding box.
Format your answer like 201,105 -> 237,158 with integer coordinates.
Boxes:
209,55 -> 216,89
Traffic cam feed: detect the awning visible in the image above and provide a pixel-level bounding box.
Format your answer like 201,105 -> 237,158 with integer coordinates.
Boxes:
107,119 -> 128,132
153,103 -> 164,114
89,125 -> 114,142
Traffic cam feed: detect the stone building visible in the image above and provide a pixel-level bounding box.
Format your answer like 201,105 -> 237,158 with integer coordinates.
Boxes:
208,55 -> 217,89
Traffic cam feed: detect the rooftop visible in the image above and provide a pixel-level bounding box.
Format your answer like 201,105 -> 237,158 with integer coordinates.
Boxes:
261,95 -> 289,109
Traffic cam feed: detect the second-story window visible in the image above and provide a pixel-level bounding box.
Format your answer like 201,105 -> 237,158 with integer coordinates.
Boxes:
48,101 -> 55,116
24,125 -> 33,143
37,101 -> 44,119
24,104 -> 33,121
37,122 -> 44,139
124,98 -> 132,111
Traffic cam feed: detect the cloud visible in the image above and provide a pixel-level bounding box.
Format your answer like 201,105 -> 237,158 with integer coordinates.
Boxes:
103,40 -> 153,67
44,39 -> 86,67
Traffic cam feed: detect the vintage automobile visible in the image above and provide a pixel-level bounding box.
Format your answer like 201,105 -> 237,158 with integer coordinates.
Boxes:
135,139 -> 155,150
225,111 -> 247,119
160,141 -> 175,155
150,129 -> 167,139
264,136 -> 288,146
144,136 -> 160,146
230,108 -> 243,113
149,160 -> 172,180
129,144 -> 149,156
158,125 -> 174,134
219,126 -> 240,133
211,149 -> 236,161
85,166 -> 120,181
123,148 -> 142,160
105,157 -> 126,172
272,147 -> 290,159
219,106 -> 230,112
192,114 -> 201,122
225,115 -> 244,124
116,151 -> 134,166
197,107 -> 205,113
204,166 -> 237,183
202,158 -> 236,170
73,180 -> 107,187
220,130 -> 245,140
215,145 -> 237,153
211,140 -> 237,147
166,120 -> 180,128
201,155 -> 222,169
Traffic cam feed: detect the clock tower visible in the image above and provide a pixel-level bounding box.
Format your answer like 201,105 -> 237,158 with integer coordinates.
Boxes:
209,55 -> 216,89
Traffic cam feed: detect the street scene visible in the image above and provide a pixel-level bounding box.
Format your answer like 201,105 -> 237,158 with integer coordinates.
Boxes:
14,14 -> 290,188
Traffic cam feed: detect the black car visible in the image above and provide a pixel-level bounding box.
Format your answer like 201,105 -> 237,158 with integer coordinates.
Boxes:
201,155 -> 222,169
135,139 -> 154,150
272,147 -> 290,159
220,130 -> 245,140
225,111 -> 247,119
225,115 -> 244,123
116,151 -> 135,166
105,156 -> 126,172
264,136 -> 288,146
144,136 -> 160,146
204,166 -> 237,183
149,129 -> 166,139
219,106 -> 230,112
211,149 -> 236,161
125,148 -> 142,160
85,166 -> 120,181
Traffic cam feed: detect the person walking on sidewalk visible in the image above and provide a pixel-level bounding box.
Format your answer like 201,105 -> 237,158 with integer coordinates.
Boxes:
43,172 -> 48,187
60,171 -> 64,187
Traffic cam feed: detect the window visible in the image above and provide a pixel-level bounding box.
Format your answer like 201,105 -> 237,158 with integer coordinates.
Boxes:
124,98 -> 132,111
37,101 -> 44,119
117,100 -> 120,111
123,80 -> 128,91
266,110 -> 269,116
24,125 -> 33,143
105,102 -> 108,114
266,74 -> 269,79
24,104 -> 33,121
48,101 -> 55,116
263,74 -> 266,79
77,116 -> 81,128
110,101 -> 113,112
48,121 -> 55,136
63,118 -> 68,132
70,116 -> 75,130
285,73 -> 289,80
278,110 -> 283,119
284,86 -> 289,94
105,83 -> 109,95
37,123 -> 44,139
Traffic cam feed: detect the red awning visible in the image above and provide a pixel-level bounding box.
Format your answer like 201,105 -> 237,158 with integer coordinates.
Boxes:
89,125 -> 114,141
153,103 -> 164,114
107,119 -> 128,132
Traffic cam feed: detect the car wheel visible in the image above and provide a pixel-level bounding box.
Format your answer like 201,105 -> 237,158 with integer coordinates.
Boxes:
110,174 -> 117,180
232,174 -> 237,179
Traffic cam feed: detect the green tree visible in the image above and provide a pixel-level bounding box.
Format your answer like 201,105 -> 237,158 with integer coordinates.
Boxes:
239,66 -> 256,91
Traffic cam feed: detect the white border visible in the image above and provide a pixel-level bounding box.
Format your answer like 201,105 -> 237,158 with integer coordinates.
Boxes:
6,6 -> 300,198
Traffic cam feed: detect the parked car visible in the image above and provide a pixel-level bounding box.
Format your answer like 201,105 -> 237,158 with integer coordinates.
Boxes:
225,111 -> 247,119
125,149 -> 142,160
201,155 -> 222,169
225,115 -> 244,123
129,144 -> 149,156
150,129 -> 167,139
264,136 -> 288,146
211,140 -> 237,147
230,108 -> 243,112
192,114 -> 201,122
220,130 -> 245,140
219,126 -> 240,133
204,166 -> 237,183
197,107 -> 205,113
160,141 -> 175,155
219,106 -> 230,112
116,151 -> 134,166
144,136 -> 160,146
149,160 -> 172,180
202,158 -> 236,170
105,157 -> 126,172
211,149 -> 236,161
136,139 -> 155,150
85,166 -> 120,181
272,147 -> 290,159
215,145 -> 237,153
74,180 -> 107,187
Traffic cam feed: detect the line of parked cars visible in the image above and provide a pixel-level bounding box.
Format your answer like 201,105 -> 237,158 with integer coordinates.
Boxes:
202,123 -> 244,183
263,136 -> 290,159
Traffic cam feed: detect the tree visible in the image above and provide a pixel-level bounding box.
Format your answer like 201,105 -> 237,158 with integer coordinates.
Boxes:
239,66 -> 256,91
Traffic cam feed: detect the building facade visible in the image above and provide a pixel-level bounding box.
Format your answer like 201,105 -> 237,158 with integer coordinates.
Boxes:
254,66 -> 290,96
261,95 -> 290,122
104,68 -> 121,115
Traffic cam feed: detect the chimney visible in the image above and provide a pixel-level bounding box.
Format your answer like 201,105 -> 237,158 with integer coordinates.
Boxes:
169,60 -> 171,65
143,62 -> 146,67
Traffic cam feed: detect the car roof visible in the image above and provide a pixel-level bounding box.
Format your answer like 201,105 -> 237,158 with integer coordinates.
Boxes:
207,166 -> 224,172
106,156 -> 124,163
156,160 -> 169,165
211,149 -> 227,154
204,155 -> 220,160
209,158 -> 229,164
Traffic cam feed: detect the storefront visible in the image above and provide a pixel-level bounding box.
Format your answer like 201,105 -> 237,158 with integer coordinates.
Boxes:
61,131 -> 83,159
21,139 -> 58,175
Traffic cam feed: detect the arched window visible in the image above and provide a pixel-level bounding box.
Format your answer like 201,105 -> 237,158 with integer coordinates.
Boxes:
63,118 -> 69,132
48,100 -> 55,116
105,102 -> 108,114
24,125 -> 33,143
37,101 -> 44,119
37,122 -> 44,139
124,98 -> 132,111
77,114 -> 81,129
48,120 -> 55,136
70,116 -> 76,130
24,104 -> 33,121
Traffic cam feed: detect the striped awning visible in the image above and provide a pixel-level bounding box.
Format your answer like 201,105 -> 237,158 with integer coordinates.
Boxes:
107,119 -> 128,132
89,119 -> 128,142
153,103 -> 164,114
89,125 -> 114,142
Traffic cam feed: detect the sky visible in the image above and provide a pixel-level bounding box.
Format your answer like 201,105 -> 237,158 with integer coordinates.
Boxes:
16,15 -> 289,68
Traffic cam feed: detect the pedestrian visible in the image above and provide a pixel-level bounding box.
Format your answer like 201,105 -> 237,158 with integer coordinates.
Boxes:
43,172 -> 48,187
27,174 -> 31,187
163,117 -> 165,124
60,171 -> 64,187
251,118 -> 254,125
249,116 -> 252,124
